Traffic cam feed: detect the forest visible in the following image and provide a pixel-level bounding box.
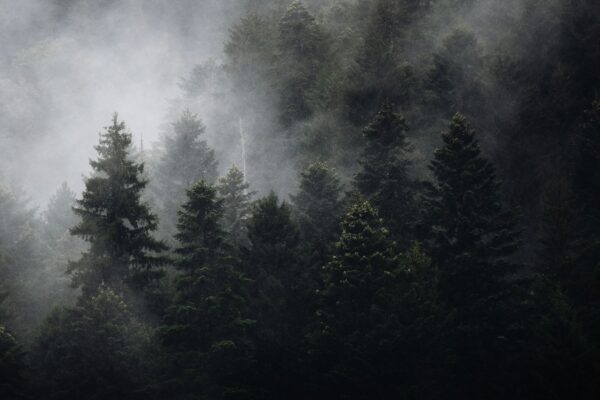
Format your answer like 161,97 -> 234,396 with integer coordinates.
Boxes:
0,0 -> 599,399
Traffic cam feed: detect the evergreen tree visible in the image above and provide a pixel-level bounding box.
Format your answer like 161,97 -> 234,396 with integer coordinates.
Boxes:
314,200 -> 440,399
423,113 -> 522,399
43,182 -> 79,245
291,161 -> 343,274
277,1 -> 327,125
153,109 -> 218,240
32,286 -> 153,400
424,113 -> 519,308
160,181 -> 251,399
217,166 -> 254,249
354,103 -> 417,248
69,115 -> 167,296
425,29 -> 484,119
242,192 -> 301,398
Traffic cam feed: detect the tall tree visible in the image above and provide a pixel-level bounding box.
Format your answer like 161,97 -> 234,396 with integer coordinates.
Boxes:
217,166 -> 254,249
424,112 -> 519,307
242,192 -> 301,398
160,181 -> 251,399
69,115 -> 167,296
153,109 -> 218,240
32,286 -> 153,400
423,113 -> 522,399
277,0 -> 327,125
291,161 -> 343,269
354,103 -> 417,248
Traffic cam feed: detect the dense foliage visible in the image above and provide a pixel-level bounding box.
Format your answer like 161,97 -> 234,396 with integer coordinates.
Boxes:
0,1 -> 599,399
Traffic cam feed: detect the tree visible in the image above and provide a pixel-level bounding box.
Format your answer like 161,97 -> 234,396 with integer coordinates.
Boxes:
354,103 -> 417,248
69,114 -> 167,297
217,166 -> 254,249
160,181 -> 251,399
153,109 -> 218,240
313,200 -> 440,399
32,286 -> 153,400
423,113 -> 522,399
291,162 -> 343,272
424,113 -> 519,308
425,29 -> 485,119
242,192 -> 301,398
276,1 -> 327,125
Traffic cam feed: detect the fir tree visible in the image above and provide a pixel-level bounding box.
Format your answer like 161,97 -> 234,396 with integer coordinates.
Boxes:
160,181 -> 250,398
424,113 -> 519,308
217,166 -> 254,249
290,162 -> 344,294
32,286 -> 153,400
243,192 -> 301,398
69,115 -> 167,296
277,1 -> 326,125
314,200 -> 439,398
153,109 -> 218,240
354,103 -> 417,248
423,113 -> 522,399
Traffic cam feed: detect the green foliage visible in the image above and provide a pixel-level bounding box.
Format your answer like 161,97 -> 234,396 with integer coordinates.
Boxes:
69,115 -> 167,296
160,181 -> 251,399
354,103 -> 417,248
217,166 -> 255,249
424,113 -> 519,308
152,110 -> 218,241
276,1 -> 327,125
291,161 -> 343,263
32,286 -> 153,400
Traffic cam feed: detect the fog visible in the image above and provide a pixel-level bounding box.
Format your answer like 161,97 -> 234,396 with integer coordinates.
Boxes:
0,0 -> 247,205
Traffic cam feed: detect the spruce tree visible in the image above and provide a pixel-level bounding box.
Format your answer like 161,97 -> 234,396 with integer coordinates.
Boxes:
354,103 -> 416,248
424,113 -> 519,308
423,113 -> 522,399
291,162 -> 343,256
160,181 -> 250,398
277,1 -> 326,125
217,166 -> 254,249
153,109 -> 218,240
32,286 -> 152,400
243,192 -> 301,398
69,115 -> 167,296
314,200 -> 438,398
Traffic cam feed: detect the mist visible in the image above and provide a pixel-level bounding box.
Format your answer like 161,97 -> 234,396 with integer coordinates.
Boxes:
0,1 -> 598,399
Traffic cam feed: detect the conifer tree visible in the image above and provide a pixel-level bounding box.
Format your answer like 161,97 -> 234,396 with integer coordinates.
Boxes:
291,162 -> 344,247
314,200 -> 438,398
217,166 -> 254,249
32,286 -> 152,400
424,113 -> 519,309
153,109 -> 218,239
243,192 -> 301,398
160,181 -> 250,398
354,103 -> 416,248
69,115 -> 167,296
423,113 -> 522,399
277,1 -> 326,125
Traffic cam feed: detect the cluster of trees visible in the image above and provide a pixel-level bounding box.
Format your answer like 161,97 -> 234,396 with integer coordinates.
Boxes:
1,0 -> 599,399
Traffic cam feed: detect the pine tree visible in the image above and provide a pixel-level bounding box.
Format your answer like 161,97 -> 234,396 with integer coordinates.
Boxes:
160,181 -> 250,398
424,113 -> 519,309
32,286 -> 152,400
354,103 -> 417,248
290,161 -> 343,279
423,113 -> 522,399
69,115 -> 167,296
217,166 -> 254,249
242,192 -> 301,398
277,1 -> 326,125
153,109 -> 218,240
314,200 -> 437,398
